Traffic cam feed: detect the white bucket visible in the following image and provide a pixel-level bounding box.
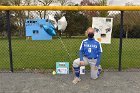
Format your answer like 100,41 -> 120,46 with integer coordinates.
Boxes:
80,66 -> 85,74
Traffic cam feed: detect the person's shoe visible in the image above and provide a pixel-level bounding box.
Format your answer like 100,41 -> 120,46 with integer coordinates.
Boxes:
98,65 -> 102,76
72,77 -> 81,84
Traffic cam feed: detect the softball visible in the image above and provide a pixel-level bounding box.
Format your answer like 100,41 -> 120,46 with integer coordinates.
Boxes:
52,71 -> 56,75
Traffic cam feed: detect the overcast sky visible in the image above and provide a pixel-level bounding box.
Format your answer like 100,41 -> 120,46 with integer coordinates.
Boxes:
70,0 -> 140,5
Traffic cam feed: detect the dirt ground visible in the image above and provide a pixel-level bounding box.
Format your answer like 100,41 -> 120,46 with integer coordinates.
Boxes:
0,72 -> 140,93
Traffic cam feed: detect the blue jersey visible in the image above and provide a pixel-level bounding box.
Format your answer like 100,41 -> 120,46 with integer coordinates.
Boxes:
79,38 -> 102,66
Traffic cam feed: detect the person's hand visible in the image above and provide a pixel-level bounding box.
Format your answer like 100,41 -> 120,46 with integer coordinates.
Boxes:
80,61 -> 85,66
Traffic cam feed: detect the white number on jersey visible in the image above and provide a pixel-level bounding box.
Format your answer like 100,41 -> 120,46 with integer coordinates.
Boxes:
88,48 -> 92,53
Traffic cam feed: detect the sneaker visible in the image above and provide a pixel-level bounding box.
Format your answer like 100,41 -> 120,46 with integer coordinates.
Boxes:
72,77 -> 81,84
97,66 -> 103,77
98,65 -> 102,74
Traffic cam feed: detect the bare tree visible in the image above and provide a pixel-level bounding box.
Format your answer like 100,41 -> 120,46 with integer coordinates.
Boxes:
0,0 -> 9,5
37,0 -> 56,19
0,0 -> 11,38
9,0 -> 26,37
124,2 -> 138,38
57,0 -> 73,5
54,0 -> 74,17
24,0 -> 32,18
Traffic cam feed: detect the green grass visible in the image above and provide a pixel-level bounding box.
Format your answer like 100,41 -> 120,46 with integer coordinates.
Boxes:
0,38 -> 140,70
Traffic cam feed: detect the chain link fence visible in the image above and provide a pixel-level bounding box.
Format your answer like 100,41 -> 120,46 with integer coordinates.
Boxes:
0,10 -> 140,72
122,11 -> 140,71
0,13 -> 10,72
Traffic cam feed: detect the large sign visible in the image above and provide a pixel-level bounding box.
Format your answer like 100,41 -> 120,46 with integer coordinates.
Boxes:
92,17 -> 113,44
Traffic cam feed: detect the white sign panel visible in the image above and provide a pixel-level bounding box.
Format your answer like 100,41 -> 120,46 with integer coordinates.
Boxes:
80,66 -> 85,74
56,62 -> 69,74
92,17 -> 113,44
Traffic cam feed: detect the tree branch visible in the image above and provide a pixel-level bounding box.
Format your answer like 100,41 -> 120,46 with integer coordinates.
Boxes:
38,0 -> 46,5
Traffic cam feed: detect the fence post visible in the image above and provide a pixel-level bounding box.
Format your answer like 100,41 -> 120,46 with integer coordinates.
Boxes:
119,11 -> 124,71
6,10 -> 13,72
